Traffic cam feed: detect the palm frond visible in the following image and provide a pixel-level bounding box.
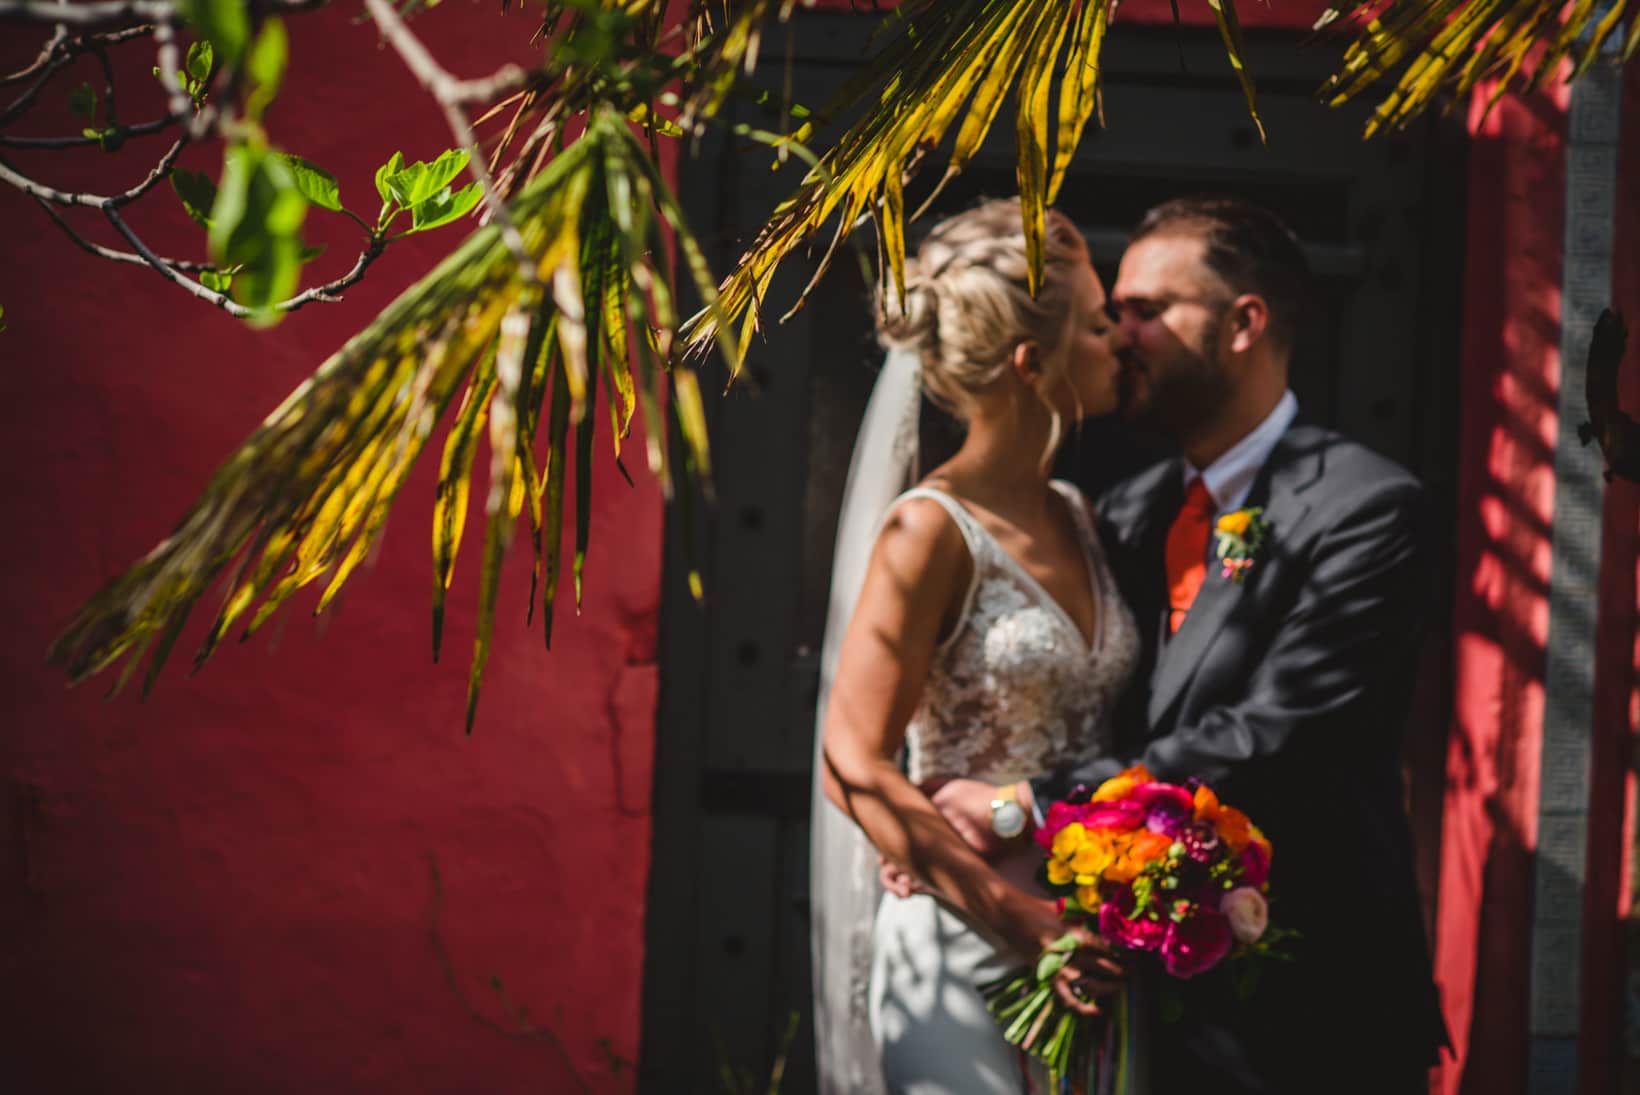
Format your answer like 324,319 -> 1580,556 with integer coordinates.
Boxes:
680,0 -> 1122,361
1318,0 -> 1636,136
50,109 -> 730,731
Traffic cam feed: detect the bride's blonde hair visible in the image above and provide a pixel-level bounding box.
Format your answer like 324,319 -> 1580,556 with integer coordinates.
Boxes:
877,198 -> 1089,460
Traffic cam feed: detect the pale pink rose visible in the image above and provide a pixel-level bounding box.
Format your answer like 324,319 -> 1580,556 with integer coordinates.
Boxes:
1220,886 -> 1269,944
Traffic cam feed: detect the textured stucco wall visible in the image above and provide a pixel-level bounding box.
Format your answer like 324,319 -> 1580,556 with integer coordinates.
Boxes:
0,5 -> 661,1092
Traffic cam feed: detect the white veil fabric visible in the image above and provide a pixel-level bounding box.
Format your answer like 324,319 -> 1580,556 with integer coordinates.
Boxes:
809,347 -> 923,1095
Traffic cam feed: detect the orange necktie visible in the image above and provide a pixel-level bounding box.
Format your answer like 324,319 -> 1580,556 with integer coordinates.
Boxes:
1164,478 -> 1216,634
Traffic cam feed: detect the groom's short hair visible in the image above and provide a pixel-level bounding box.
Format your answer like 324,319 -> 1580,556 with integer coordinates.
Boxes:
1131,195 -> 1311,355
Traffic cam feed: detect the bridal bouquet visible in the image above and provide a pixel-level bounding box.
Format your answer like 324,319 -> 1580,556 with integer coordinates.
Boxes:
979,765 -> 1286,1092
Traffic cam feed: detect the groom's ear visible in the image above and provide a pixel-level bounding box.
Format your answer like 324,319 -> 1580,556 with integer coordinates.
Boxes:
1227,294 -> 1270,354
1011,340 -> 1043,380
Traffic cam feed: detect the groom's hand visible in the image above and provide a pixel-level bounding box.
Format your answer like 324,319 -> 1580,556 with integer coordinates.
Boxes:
922,777 -> 1037,858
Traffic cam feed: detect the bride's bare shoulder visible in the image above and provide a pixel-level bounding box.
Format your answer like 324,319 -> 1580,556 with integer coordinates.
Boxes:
870,494 -> 971,596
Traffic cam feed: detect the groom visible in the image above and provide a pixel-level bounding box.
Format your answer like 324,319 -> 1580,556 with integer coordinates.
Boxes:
924,196 -> 1448,1094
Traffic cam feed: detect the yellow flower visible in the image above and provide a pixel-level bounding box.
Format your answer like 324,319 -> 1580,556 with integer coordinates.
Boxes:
1076,884 -> 1103,910
1051,822 -> 1087,861
1047,858 -> 1075,886
1070,837 -> 1116,876
1217,510 -> 1252,537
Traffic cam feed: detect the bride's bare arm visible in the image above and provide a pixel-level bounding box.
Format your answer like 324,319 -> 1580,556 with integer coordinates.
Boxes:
819,500 -> 1070,961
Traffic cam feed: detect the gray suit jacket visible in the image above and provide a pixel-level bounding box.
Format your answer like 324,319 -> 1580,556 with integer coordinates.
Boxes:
1034,422 -> 1447,1092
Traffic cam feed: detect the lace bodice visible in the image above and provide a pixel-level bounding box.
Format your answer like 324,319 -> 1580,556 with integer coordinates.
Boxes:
892,482 -> 1139,786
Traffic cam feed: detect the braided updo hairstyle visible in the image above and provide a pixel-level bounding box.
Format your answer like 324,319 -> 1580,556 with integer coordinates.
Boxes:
877,198 -> 1090,422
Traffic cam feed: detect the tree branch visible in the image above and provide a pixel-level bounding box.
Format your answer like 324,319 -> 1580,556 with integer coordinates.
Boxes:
0,0 -> 178,30
0,113 -> 180,147
1,23 -> 66,85
359,0 -> 533,274
34,196 -> 212,270
102,203 -> 248,312
0,139 -> 185,206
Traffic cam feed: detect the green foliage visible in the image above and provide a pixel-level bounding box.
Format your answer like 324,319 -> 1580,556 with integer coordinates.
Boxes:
374,149 -> 483,236
170,169 -> 218,227
185,39 -> 215,86
276,153 -> 342,212
179,0 -> 249,68
207,142 -> 309,323
199,268 -> 234,292
244,17 -> 288,122
81,126 -> 123,152
67,82 -> 97,121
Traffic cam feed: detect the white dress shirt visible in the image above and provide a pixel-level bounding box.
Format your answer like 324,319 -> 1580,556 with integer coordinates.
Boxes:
1184,389 -> 1299,513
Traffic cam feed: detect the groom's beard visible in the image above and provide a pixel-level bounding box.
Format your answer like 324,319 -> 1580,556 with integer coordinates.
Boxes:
1120,334 -> 1233,443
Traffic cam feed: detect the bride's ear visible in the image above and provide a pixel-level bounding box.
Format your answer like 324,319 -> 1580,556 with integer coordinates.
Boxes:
1010,340 -> 1042,383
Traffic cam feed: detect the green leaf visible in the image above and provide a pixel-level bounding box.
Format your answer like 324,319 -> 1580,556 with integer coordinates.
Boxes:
406,182 -> 482,233
276,153 -> 342,212
170,169 -> 218,228
374,151 -> 405,208
385,148 -> 469,208
185,39 -> 214,85
244,17 -> 287,122
178,0 -> 249,67
81,126 -> 123,152
68,82 -> 97,121
199,269 -> 233,292
299,244 -> 327,263
208,142 -> 309,324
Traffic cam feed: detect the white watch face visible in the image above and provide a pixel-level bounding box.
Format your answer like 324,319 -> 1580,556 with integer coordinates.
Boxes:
991,800 -> 1027,840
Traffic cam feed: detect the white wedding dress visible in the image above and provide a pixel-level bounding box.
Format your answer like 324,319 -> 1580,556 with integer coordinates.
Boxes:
867,480 -> 1139,1094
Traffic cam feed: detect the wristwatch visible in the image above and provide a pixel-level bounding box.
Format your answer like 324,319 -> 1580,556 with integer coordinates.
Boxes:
989,783 -> 1028,841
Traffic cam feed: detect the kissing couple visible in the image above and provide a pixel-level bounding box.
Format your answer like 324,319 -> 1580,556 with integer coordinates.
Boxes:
811,195 -> 1449,1094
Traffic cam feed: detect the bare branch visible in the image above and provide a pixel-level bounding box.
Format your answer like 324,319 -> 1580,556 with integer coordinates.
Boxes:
98,202 -> 390,315
277,237 -> 387,312
0,0 -> 179,30
0,113 -> 180,147
1,24 -> 66,85
34,197 -> 212,270
0,139 -> 185,206
0,44 -> 70,125
359,0 -> 533,274
102,203 -> 248,313
151,19 -> 190,124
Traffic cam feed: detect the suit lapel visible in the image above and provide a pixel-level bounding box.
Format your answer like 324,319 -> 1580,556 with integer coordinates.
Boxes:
1145,427 -> 1322,729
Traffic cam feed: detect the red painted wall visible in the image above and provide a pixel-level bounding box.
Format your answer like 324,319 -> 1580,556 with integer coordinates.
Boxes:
0,5 -> 660,1092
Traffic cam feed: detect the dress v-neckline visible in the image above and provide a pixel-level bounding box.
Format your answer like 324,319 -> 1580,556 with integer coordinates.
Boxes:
929,484 -> 1103,653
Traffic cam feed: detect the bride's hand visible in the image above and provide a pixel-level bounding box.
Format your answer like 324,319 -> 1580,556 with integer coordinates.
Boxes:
878,854 -> 928,899
1003,893 -> 1126,1017
922,777 -> 1037,858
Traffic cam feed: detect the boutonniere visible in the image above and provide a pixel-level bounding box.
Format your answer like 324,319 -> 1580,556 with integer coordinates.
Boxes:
1213,507 -> 1270,584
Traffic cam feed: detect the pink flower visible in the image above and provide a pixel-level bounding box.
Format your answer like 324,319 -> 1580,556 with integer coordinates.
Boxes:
1160,907 -> 1233,978
1130,782 -> 1194,836
1079,799 -> 1145,833
1220,887 -> 1269,944
1239,839 -> 1270,889
1097,890 -> 1167,953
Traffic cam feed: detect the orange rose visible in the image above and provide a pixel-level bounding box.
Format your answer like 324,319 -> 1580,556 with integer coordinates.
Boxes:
1091,764 -> 1156,803
1217,511 -> 1252,537
1192,784 -> 1220,821
1214,806 -> 1253,853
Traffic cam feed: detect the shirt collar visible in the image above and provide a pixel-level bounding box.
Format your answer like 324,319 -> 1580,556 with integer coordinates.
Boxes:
1182,390 -> 1299,511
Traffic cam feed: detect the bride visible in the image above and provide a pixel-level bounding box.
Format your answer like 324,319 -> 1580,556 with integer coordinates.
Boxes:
812,198 -> 1141,1093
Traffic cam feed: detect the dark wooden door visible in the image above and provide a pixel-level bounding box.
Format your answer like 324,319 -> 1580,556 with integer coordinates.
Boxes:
640,14 -> 1466,1092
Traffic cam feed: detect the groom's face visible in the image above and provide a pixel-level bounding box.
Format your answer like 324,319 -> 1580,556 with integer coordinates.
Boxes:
1108,233 -> 1236,439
